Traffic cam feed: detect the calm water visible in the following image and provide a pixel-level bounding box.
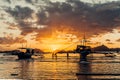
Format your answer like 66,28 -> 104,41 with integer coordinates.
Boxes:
0,53 -> 120,80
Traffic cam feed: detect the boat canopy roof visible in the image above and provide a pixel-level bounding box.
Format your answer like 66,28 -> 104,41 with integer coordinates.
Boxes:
77,45 -> 91,49
18,47 -> 34,50
17,48 -> 34,53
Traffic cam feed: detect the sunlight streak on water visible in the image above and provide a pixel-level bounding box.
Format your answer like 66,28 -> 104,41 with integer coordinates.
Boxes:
0,53 -> 120,80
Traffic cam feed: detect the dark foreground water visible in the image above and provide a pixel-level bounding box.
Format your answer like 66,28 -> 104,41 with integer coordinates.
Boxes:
0,53 -> 120,80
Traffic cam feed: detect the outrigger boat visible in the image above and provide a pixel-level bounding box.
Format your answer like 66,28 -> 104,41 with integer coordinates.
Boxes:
76,45 -> 91,62
17,48 -> 34,59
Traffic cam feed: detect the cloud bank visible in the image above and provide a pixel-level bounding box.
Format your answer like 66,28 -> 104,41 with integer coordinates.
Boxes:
1,0 -> 120,44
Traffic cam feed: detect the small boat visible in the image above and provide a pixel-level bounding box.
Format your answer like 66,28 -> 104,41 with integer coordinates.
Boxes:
17,48 -> 34,59
105,53 -> 116,57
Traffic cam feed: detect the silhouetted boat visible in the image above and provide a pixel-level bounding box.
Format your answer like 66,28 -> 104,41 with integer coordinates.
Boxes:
17,48 -> 34,59
76,45 -> 91,61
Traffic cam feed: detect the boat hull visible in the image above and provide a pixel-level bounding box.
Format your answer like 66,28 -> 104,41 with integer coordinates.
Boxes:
17,53 -> 32,59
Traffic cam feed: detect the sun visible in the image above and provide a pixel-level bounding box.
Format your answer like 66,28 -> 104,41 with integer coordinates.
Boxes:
50,44 -> 61,52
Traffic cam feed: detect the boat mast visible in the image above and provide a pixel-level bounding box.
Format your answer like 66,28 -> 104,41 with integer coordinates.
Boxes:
81,33 -> 86,46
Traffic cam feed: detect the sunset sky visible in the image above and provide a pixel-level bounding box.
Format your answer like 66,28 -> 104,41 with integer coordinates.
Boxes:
0,0 -> 120,52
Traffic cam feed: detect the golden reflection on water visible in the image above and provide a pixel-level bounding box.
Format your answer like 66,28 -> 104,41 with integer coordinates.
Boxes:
1,53 -> 120,80
16,60 -> 78,79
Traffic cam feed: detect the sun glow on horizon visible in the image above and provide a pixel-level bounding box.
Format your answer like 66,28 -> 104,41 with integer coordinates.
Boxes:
50,44 -> 62,52
34,31 -> 81,52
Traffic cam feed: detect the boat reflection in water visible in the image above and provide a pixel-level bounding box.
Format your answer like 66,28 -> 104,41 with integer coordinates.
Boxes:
77,63 -> 92,80
0,53 -> 120,79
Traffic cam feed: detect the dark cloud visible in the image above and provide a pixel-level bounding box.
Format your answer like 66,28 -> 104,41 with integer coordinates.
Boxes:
4,0 -> 11,4
6,6 -> 34,19
25,0 -> 33,3
107,42 -> 114,44
106,39 -> 110,42
5,6 -> 37,35
5,22 -> 18,30
35,0 -> 120,39
25,0 -> 38,4
5,0 -> 120,40
0,36 -> 27,45
116,39 -> 120,42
